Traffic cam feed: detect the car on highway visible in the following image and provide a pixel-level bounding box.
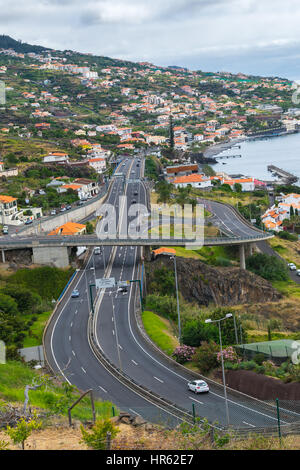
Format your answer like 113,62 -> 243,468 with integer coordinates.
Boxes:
50,210 -> 57,216
77,200 -> 84,206
117,286 -> 128,295
25,219 -> 33,225
187,380 -> 209,394
131,199 -> 137,204
297,269 -> 300,276
71,289 -> 80,298
60,207 -> 67,212
2,225 -> 8,235
66,205 -> 72,210
288,263 -> 297,271
133,191 -> 138,196
94,247 -> 102,255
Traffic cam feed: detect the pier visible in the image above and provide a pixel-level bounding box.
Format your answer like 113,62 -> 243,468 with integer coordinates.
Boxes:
215,154 -> 242,160
267,165 -> 298,184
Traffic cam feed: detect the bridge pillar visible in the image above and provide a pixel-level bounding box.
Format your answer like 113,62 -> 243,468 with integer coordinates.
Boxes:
239,244 -> 246,270
32,246 -> 70,268
1,250 -> 5,263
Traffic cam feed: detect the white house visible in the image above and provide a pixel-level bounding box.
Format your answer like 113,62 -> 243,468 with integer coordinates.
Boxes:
88,158 -> 106,174
172,174 -> 212,189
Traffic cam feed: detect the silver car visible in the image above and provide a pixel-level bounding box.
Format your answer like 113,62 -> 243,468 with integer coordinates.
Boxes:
188,380 -> 209,394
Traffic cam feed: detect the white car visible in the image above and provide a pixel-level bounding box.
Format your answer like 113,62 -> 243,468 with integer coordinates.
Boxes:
289,264 -> 297,271
187,380 -> 209,394
297,269 -> 300,276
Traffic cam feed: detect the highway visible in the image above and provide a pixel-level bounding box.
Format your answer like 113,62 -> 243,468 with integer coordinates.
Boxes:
44,156 -> 300,430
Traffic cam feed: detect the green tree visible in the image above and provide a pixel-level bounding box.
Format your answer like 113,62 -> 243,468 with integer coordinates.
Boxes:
182,318 -> 219,347
5,414 -> 42,450
246,253 -> 289,282
192,341 -> 219,374
234,183 -> 242,193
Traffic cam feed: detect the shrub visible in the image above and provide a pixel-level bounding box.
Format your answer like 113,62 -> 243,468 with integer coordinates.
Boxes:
172,345 -> 196,364
80,418 -> 119,450
253,353 -> 266,366
182,318 -> 218,347
192,341 -> 219,374
5,414 -> 42,450
145,294 -> 177,320
246,253 -> 289,282
217,346 -> 240,364
278,231 -> 298,242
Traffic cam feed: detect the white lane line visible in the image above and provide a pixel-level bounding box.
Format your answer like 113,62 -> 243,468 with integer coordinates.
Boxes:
72,350 -> 76,356
154,376 -> 164,383
69,336 -> 71,341
242,421 -> 256,428
70,322 -> 73,328
99,386 -> 107,393
81,367 -> 86,374
131,360 -> 138,366
112,330 -> 115,336
129,408 -> 141,417
126,242 -> 287,426
75,310 -> 78,315
119,345 -> 123,350
188,396 -> 203,405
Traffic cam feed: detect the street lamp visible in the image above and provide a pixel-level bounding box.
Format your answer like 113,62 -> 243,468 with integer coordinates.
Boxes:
205,313 -> 232,427
170,255 -> 181,344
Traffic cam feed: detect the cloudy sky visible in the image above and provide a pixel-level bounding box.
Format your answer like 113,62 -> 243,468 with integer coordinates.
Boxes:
1,0 -> 300,79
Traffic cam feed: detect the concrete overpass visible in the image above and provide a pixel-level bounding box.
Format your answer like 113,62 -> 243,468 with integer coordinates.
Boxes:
0,231 -> 273,268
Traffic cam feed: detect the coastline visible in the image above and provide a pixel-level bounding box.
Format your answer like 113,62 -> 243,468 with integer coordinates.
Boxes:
203,137 -> 246,159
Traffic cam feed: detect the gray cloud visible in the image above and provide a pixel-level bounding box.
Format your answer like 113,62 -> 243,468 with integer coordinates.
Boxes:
0,0 -> 299,78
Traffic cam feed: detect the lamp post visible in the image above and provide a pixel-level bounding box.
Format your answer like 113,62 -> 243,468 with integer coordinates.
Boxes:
205,313 -> 232,427
170,255 -> 181,345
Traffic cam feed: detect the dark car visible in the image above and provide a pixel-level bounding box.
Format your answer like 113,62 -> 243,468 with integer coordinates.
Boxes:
77,200 -> 84,206
25,219 -> 33,225
133,191 -> 138,196
131,199 -> 137,204
66,205 -> 72,210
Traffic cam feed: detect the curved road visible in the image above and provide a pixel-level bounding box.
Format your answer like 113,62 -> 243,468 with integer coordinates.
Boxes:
44,157 -> 300,429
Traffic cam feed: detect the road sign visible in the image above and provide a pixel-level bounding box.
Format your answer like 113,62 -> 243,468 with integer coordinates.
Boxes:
127,179 -> 140,184
117,280 -> 130,288
96,278 -> 116,289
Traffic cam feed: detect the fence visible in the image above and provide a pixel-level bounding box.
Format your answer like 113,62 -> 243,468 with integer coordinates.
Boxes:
236,340 -> 298,365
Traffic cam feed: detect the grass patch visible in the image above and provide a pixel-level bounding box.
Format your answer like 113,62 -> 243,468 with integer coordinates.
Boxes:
271,280 -> 300,299
0,361 -> 117,422
268,237 -> 300,268
23,312 -> 51,348
142,311 -> 179,356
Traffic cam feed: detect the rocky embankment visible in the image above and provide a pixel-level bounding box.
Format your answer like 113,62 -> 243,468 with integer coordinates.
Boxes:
146,256 -> 281,306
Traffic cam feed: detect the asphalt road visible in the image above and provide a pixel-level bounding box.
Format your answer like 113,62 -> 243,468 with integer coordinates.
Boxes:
45,157 -> 300,429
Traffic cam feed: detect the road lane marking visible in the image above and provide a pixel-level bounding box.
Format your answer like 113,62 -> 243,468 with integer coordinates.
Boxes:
188,396 -> 203,405
129,408 -> 141,416
72,350 -> 76,356
81,367 -> 86,374
154,376 -> 164,383
243,421 -> 256,428
131,360 -> 138,365
99,386 -> 107,393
